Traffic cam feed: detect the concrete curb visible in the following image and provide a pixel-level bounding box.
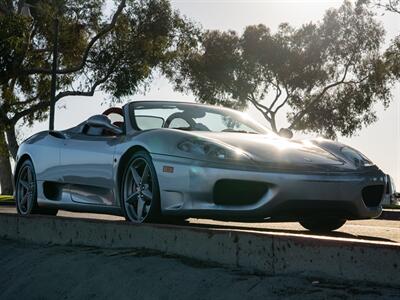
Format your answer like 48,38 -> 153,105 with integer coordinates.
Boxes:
0,213 -> 399,286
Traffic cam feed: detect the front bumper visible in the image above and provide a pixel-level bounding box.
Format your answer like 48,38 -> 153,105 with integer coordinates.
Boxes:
152,154 -> 386,221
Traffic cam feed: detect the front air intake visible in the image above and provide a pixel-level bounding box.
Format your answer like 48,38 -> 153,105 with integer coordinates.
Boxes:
362,185 -> 384,207
213,179 -> 269,205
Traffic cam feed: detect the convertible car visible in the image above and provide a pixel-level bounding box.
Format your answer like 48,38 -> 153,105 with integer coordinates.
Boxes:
14,101 -> 387,232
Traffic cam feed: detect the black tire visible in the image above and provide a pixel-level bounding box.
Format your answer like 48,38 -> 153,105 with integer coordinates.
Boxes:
16,160 -> 58,216
299,218 -> 346,233
120,151 -> 161,223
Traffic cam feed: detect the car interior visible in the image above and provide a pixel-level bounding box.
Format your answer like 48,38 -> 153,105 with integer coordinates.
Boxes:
62,107 -> 125,137
82,107 -> 124,136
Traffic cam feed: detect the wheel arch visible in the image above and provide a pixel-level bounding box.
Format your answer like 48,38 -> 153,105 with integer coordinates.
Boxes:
14,154 -> 33,184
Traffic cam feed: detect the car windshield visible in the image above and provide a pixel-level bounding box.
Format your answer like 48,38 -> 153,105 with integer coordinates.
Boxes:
130,102 -> 272,134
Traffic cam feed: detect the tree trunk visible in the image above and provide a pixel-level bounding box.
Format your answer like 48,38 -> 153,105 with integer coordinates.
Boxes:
6,125 -> 19,159
0,131 -> 13,195
269,114 -> 278,133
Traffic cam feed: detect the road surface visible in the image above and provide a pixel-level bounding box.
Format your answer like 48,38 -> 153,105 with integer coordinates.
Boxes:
1,205 -> 399,244
1,239 -> 399,300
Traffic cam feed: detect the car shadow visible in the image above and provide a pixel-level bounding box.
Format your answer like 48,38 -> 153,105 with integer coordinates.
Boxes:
185,222 -> 398,244
379,210 -> 400,221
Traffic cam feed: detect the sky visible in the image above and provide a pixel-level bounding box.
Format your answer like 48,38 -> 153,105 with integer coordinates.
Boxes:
20,0 -> 400,187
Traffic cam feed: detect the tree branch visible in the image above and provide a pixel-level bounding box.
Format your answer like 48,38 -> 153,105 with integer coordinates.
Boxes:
12,77 -> 111,124
376,0 -> 400,14
247,94 -> 272,123
10,101 -> 50,124
11,62 -> 117,124
268,78 -> 282,112
249,92 -> 270,113
23,0 -> 126,75
55,68 -> 114,101
10,95 -> 40,107
273,87 -> 291,114
288,60 -> 354,130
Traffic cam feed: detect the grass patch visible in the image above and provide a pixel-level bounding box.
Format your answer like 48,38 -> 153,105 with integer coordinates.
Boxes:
384,205 -> 400,210
0,195 -> 14,202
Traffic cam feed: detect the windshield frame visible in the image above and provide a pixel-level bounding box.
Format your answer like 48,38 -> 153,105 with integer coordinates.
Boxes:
128,101 -> 273,134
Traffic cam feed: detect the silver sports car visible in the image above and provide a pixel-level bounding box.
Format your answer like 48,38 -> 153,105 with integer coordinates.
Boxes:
14,101 -> 387,232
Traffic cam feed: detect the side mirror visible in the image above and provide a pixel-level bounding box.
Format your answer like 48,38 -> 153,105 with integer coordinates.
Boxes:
86,115 -> 123,135
278,128 -> 293,139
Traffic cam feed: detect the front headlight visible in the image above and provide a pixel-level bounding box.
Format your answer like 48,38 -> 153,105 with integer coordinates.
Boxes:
177,139 -> 249,161
341,146 -> 374,167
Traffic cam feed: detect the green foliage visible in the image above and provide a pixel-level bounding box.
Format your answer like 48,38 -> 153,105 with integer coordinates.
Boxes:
172,1 -> 392,138
0,15 -> 30,83
91,0 -> 199,99
385,36 -> 400,78
0,0 -> 198,129
0,0 -> 104,127
374,0 -> 400,80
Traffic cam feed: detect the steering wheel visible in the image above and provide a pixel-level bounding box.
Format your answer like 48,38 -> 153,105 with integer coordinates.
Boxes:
102,107 -> 124,128
102,107 -> 123,117
164,112 -> 196,129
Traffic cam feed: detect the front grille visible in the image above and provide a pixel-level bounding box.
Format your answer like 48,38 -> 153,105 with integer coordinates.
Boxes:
362,185 -> 384,207
213,179 -> 269,205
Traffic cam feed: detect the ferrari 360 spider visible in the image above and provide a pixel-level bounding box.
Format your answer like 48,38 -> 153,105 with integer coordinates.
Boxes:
14,101 -> 387,232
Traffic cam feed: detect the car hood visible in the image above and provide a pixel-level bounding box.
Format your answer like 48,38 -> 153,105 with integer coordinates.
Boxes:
188,132 -> 358,171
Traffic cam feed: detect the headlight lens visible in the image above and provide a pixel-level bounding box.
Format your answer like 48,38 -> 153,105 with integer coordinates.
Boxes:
178,139 -> 249,161
341,146 -> 374,167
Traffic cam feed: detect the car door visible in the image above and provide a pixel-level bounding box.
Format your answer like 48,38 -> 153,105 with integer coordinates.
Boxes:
31,132 -> 64,182
60,131 -> 119,206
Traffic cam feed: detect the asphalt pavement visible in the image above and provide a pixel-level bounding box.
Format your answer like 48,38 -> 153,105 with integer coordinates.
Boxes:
1,239 -> 399,300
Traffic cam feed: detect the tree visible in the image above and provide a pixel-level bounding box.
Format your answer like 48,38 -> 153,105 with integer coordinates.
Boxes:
373,0 -> 400,78
172,1 -> 392,138
0,0 -> 198,194
0,134 -> 12,195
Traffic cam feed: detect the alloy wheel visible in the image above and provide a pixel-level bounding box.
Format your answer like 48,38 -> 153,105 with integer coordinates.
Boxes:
17,164 -> 35,215
123,157 -> 154,222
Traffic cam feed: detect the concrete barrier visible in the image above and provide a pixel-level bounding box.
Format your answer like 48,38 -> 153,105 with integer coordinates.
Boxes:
0,213 -> 399,286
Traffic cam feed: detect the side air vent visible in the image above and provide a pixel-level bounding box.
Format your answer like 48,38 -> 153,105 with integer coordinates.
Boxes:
43,182 -> 63,201
213,179 -> 269,205
362,185 -> 384,207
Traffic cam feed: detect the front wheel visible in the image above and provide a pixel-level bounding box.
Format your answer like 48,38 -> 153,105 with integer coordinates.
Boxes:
121,151 -> 161,223
299,218 -> 346,233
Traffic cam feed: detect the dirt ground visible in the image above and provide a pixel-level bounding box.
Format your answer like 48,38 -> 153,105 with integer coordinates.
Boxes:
0,239 -> 399,300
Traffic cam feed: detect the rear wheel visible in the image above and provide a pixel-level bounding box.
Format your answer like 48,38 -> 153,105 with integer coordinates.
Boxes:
299,218 -> 346,233
121,151 -> 161,223
16,160 -> 58,216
